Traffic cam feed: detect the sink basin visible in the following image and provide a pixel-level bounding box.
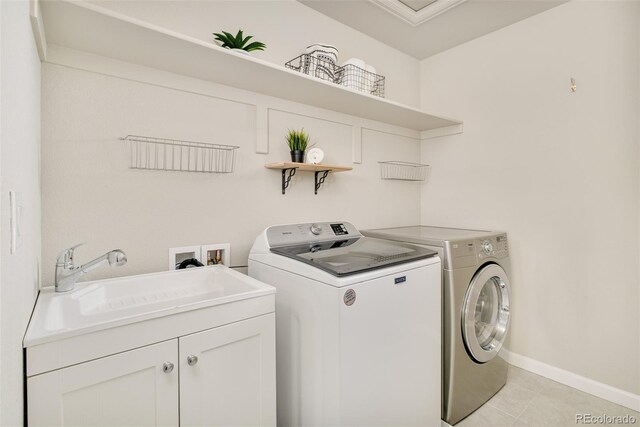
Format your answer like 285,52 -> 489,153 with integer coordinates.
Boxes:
24,266 -> 275,347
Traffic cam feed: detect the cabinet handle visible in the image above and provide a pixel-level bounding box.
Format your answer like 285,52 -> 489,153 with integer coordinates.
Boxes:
162,362 -> 174,373
187,354 -> 198,366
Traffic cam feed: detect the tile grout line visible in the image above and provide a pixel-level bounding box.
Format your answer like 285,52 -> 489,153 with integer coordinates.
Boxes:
484,368 -> 543,424
486,401 -> 518,420
513,382 -> 549,424
486,381 -> 531,417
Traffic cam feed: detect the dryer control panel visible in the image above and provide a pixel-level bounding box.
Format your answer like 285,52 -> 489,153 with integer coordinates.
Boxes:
477,234 -> 509,260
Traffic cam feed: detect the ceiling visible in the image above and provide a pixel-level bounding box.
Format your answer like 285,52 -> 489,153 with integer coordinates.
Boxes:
398,0 -> 439,12
299,0 -> 566,60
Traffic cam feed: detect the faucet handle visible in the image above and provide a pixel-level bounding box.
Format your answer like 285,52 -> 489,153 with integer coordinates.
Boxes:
56,243 -> 85,267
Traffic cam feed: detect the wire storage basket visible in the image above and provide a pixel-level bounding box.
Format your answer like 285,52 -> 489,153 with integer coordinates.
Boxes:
121,135 -> 239,173
335,64 -> 385,98
379,161 -> 430,181
285,53 -> 340,84
285,54 -> 385,98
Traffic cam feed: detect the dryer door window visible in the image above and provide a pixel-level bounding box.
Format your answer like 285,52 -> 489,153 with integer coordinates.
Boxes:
462,264 -> 511,363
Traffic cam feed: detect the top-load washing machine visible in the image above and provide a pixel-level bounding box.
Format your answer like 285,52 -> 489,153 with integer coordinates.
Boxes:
362,226 -> 512,425
248,221 -> 442,427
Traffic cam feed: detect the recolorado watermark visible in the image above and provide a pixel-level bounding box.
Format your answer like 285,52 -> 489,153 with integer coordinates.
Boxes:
576,413 -> 637,424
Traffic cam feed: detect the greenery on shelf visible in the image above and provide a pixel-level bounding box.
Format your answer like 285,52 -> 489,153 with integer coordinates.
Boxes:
286,129 -> 310,152
213,29 -> 266,52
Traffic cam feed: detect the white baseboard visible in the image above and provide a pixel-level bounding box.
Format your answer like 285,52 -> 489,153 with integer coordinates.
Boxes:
501,348 -> 640,412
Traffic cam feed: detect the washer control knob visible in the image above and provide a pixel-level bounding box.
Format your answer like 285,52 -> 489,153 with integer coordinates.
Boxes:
481,240 -> 494,255
310,224 -> 323,235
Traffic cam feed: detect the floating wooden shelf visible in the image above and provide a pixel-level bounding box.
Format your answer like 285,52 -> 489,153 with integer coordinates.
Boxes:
36,0 -> 463,132
265,162 -> 352,195
265,163 -> 352,173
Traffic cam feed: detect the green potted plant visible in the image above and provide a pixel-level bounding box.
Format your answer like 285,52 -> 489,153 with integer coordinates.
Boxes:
213,29 -> 266,55
286,129 -> 309,163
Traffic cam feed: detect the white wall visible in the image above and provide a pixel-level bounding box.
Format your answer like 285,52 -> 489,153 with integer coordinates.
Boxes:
40,0 -> 423,286
37,0 -> 640,411
0,1 -> 42,425
419,1 -> 640,396
40,58 -> 422,285
86,0 -> 420,107
0,4 -> 3,421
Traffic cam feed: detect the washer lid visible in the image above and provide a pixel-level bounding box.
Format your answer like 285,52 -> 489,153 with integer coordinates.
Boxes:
270,237 -> 437,277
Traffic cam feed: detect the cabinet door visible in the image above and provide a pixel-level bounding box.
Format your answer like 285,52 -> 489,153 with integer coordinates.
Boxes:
28,339 -> 179,427
179,313 -> 276,427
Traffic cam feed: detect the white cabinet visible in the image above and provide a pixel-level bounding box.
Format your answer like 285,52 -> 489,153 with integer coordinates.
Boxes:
180,315 -> 276,427
27,314 -> 276,427
28,340 -> 179,426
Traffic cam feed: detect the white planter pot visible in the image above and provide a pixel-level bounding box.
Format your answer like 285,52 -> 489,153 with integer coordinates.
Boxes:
230,48 -> 250,56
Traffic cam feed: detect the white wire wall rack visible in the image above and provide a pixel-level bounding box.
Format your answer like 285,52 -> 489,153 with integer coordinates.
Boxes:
379,161 -> 430,181
120,135 -> 239,173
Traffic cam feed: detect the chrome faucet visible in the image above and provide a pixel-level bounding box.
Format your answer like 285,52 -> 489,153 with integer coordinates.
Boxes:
55,244 -> 127,292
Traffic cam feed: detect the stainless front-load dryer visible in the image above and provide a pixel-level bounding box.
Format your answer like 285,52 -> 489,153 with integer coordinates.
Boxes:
362,226 -> 512,425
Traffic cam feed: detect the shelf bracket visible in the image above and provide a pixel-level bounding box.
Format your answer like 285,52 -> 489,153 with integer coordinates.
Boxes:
314,170 -> 330,195
282,168 -> 297,195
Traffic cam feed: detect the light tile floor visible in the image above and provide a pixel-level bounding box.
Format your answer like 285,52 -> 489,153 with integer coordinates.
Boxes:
456,365 -> 640,427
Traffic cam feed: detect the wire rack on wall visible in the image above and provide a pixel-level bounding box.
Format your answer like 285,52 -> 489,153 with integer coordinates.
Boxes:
379,161 -> 430,181
120,135 -> 239,173
285,54 -> 385,98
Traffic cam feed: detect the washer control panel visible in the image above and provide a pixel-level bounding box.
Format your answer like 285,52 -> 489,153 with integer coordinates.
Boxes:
267,221 -> 361,247
481,240 -> 494,254
310,223 -> 324,235
477,234 -> 509,260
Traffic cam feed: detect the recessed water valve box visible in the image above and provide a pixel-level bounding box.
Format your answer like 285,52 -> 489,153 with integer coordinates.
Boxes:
201,243 -> 230,266
168,245 -> 202,270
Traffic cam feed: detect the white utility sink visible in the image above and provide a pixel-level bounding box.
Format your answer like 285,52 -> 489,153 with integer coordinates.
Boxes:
24,265 -> 275,347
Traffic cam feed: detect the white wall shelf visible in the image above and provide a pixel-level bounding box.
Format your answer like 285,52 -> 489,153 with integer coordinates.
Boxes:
35,0 -> 462,133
